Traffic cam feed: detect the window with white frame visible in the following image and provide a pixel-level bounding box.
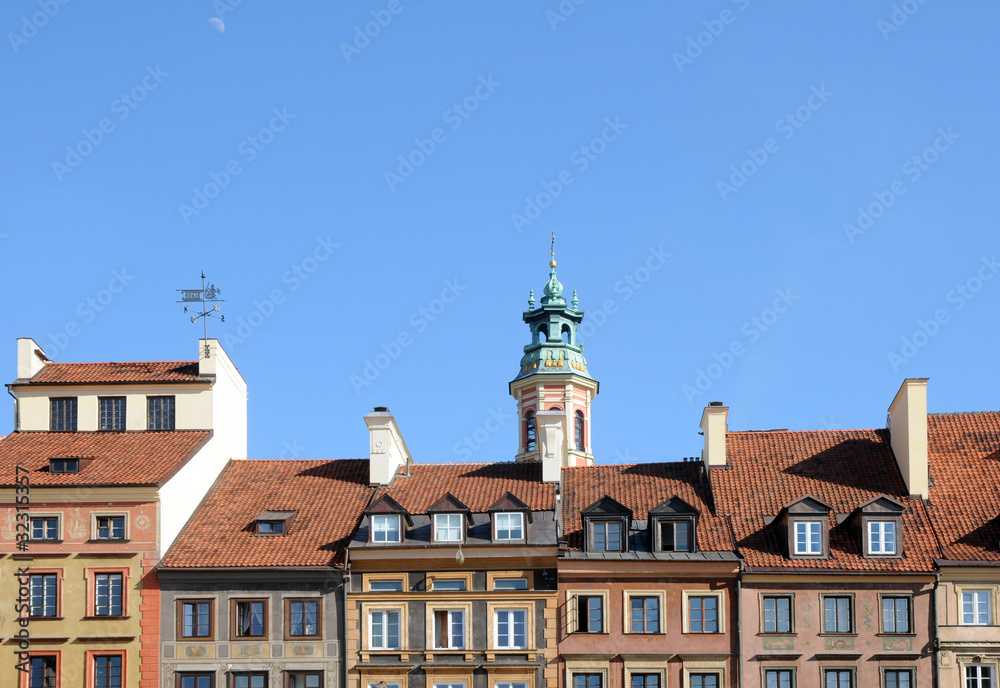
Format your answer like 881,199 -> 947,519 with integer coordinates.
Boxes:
966,665 -> 994,688
868,520 -> 897,555
962,590 -> 992,625
793,521 -> 822,555
432,609 -> 465,649
369,609 -> 401,649
370,580 -> 404,592
371,515 -> 401,543
494,609 -> 527,649
434,513 -> 463,542
494,512 -> 524,541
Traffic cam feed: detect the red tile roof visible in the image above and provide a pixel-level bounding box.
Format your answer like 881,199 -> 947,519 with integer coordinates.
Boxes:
562,462 -> 733,552
0,430 -> 211,487
926,411 -> 1000,563
161,459 -> 373,568
713,429 -> 940,572
15,361 -> 203,385
374,462 -> 556,513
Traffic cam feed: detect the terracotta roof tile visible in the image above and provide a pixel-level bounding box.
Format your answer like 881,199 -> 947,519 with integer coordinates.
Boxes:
926,411 -> 1000,562
375,463 -> 556,513
0,431 -> 211,487
161,459 -> 374,568
562,462 -> 733,552
16,361 -> 203,385
713,429 -> 939,572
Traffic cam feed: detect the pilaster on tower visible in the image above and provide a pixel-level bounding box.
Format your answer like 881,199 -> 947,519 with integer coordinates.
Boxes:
509,238 -> 598,467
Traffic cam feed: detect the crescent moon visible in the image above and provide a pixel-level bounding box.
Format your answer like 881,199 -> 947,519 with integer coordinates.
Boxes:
209,17 -> 225,33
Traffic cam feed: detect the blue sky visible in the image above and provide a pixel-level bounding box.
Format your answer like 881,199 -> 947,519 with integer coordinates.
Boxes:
2,2 -> 997,465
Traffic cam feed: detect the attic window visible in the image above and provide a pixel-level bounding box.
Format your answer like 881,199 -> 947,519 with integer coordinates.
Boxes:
50,458 -> 80,473
254,511 -> 296,536
659,520 -> 691,552
794,521 -> 822,555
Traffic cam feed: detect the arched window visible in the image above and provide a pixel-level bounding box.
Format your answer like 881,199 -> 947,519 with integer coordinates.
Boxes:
525,411 -> 536,452
574,411 -> 585,451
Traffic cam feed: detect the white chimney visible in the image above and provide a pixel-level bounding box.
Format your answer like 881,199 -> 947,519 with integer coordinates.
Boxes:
887,378 -> 929,499
17,338 -> 48,380
700,401 -> 728,469
535,410 -> 565,483
365,407 -> 412,486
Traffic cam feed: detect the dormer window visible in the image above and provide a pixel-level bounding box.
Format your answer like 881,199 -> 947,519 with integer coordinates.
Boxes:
592,521 -> 622,551
581,496 -> 632,554
779,495 -> 832,559
427,493 -> 471,544
660,521 -> 691,552
254,510 -> 296,536
869,521 -> 897,554
489,492 -> 531,543
365,494 -> 411,544
857,495 -> 905,558
794,521 -> 822,555
50,458 -> 80,473
372,514 -> 401,543
650,496 -> 699,554
434,514 -> 464,542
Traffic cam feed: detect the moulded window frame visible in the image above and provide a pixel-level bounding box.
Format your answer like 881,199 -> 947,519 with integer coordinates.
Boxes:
281,671 -> 323,688
21,651 -> 61,688
564,658 -> 609,688
682,590 -> 725,634
86,567 -> 128,618
880,667 -> 915,688
228,672 -> 269,688
960,661 -> 998,688
623,590 -> 666,634
427,602 -> 472,650
820,666 -> 855,688
427,572 -> 473,592
90,512 -> 128,542
761,667 -> 796,688
284,597 -> 323,639
622,658 -> 668,688
488,602 -> 533,651
760,593 -> 795,635
85,649 -> 125,688
820,594 -> 855,635
26,569 -> 63,619
177,598 -> 216,641
364,572 -> 408,592
28,513 -> 62,542
487,570 -> 532,591
878,594 -> 913,635
956,585 -> 997,627
363,602 -> 406,652
230,597 -> 269,640
175,673 -> 217,688
565,589 -> 609,635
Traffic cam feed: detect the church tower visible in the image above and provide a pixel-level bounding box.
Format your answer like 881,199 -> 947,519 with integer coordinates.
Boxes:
510,237 -> 598,467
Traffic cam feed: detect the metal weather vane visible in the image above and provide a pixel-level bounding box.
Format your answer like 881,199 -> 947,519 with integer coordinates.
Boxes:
176,271 -> 225,358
